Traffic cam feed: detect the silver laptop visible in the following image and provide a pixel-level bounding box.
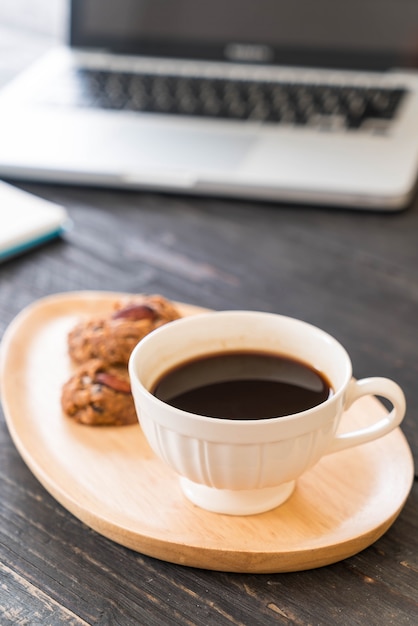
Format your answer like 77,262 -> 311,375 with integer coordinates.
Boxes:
0,0 -> 418,210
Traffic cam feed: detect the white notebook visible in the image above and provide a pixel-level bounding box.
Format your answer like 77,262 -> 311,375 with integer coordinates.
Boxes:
0,182 -> 70,261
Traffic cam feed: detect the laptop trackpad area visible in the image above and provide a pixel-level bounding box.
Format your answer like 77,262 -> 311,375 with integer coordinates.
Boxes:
110,120 -> 255,174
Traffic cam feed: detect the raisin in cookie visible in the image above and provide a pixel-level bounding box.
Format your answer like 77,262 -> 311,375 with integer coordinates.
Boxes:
61,359 -> 137,426
68,294 -> 181,366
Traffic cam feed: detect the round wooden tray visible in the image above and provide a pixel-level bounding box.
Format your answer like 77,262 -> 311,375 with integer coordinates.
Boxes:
0,291 -> 414,573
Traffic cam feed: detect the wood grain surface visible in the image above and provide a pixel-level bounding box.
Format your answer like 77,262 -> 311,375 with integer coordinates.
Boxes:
1,182 -> 417,625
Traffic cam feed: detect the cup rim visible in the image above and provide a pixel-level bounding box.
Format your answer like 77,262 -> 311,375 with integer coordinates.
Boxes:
128,310 -> 352,426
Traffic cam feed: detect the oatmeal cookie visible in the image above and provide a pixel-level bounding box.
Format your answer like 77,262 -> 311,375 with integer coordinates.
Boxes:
68,294 -> 181,366
61,359 -> 137,426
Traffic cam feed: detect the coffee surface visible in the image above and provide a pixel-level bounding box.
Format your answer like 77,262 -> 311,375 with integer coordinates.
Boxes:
152,351 -> 332,420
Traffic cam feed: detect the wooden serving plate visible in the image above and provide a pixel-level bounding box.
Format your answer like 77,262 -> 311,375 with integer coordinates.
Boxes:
0,291 -> 414,573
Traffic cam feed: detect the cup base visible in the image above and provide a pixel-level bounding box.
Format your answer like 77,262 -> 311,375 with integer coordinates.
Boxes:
179,478 -> 296,515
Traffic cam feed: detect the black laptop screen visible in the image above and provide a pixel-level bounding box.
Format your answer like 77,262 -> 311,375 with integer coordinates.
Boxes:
70,0 -> 418,71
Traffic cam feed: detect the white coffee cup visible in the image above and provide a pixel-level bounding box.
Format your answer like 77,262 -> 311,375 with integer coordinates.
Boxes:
128,311 -> 406,515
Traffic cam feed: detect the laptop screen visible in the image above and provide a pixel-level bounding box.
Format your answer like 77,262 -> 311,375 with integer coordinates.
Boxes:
70,0 -> 418,71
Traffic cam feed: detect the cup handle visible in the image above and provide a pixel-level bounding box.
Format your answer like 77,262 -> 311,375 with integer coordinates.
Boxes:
326,377 -> 406,455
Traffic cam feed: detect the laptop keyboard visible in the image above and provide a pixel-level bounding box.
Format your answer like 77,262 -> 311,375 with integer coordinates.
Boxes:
57,67 -> 407,131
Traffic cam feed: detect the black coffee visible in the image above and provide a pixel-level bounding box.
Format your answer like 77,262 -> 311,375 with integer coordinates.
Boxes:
152,351 -> 333,420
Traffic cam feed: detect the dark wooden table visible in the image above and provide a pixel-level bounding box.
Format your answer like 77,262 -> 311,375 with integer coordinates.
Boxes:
1,24 -> 417,626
